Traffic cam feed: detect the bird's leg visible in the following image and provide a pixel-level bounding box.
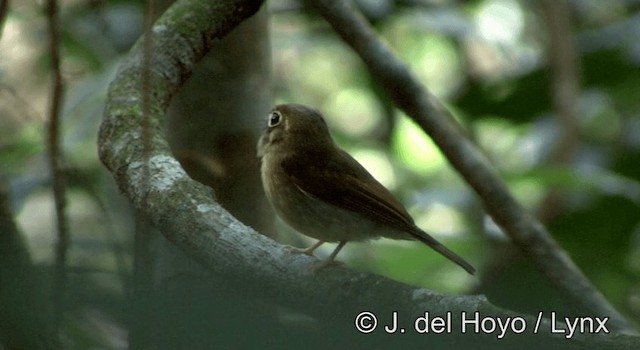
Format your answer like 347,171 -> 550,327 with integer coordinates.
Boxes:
287,240 -> 325,257
310,240 -> 348,272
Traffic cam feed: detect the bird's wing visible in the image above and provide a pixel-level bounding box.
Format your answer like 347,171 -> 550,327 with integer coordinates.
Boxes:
280,149 -> 416,233
281,149 -> 477,275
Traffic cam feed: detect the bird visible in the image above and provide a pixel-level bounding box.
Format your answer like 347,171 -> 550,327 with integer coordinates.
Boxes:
257,103 -> 475,274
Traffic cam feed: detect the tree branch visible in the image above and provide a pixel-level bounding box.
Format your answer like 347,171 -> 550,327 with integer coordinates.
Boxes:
97,0 -> 639,347
303,0 -> 634,334
45,0 -> 68,341
128,1 -> 157,348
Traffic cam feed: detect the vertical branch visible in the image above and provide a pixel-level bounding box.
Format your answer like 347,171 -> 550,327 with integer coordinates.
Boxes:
45,0 -> 68,341
536,0 -> 581,222
129,0 -> 156,348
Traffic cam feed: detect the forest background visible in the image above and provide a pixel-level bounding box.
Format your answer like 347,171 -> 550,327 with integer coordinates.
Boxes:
1,0 -> 639,349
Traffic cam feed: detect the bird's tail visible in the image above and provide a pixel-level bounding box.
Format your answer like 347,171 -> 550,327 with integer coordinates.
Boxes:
409,227 -> 475,275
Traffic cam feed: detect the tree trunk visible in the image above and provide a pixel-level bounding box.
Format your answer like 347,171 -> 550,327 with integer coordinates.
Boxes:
152,5 -> 278,348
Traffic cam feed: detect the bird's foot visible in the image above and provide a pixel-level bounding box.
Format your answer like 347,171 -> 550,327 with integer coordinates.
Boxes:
286,240 -> 346,273
285,245 -> 318,257
285,240 -> 325,257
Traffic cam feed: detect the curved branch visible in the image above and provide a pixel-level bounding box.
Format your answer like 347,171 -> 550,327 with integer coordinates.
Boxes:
303,0 -> 634,334
96,0 -> 639,347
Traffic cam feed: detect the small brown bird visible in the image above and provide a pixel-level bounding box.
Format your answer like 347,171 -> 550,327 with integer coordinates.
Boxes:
257,104 -> 475,274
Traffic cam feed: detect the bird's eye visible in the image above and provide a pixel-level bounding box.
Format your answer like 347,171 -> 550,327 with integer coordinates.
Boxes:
268,111 -> 282,127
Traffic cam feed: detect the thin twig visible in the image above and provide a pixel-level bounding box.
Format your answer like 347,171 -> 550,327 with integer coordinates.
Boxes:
45,0 -> 68,342
304,0 -> 634,334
